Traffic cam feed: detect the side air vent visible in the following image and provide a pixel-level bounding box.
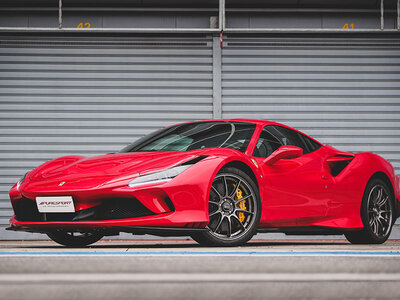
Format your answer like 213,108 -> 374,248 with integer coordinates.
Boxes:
326,155 -> 354,177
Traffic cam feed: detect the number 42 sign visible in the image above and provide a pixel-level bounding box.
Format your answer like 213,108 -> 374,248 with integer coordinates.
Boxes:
77,22 -> 91,28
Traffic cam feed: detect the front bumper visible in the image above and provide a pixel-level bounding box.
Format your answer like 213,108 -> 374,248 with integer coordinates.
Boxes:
8,155 -> 226,234
9,179 -> 210,233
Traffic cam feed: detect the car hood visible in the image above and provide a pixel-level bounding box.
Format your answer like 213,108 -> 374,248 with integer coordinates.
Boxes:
28,150 -> 207,187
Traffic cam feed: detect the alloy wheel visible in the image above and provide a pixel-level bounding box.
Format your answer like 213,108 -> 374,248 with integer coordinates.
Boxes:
207,174 -> 257,240
367,184 -> 393,238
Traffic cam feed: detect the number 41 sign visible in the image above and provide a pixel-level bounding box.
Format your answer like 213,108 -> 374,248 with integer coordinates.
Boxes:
342,23 -> 354,29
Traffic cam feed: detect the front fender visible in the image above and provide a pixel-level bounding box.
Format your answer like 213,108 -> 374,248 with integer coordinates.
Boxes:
199,150 -> 263,205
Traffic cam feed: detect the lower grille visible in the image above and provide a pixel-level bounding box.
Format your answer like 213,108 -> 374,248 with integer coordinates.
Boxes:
13,197 -> 42,221
13,197 -> 155,222
95,198 -> 156,220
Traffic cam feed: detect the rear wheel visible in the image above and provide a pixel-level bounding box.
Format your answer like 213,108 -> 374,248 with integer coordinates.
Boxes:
191,167 -> 261,246
345,178 -> 394,244
47,231 -> 103,247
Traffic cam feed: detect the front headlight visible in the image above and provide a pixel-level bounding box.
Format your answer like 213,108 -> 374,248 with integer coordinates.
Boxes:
16,171 -> 29,190
127,165 -> 192,188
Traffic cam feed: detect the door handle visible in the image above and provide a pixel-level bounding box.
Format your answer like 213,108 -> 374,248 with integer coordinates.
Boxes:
321,175 -> 329,180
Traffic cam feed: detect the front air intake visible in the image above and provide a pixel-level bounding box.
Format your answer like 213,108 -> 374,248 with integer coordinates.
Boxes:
13,197 -> 155,222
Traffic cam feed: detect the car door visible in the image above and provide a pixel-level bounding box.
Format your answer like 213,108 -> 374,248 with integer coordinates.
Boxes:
252,125 -> 332,227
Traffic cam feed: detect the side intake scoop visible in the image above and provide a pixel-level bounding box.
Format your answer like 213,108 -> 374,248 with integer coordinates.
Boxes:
326,154 -> 354,177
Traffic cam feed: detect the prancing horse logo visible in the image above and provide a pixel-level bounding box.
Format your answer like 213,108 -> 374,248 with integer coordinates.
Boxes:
58,181 -> 66,187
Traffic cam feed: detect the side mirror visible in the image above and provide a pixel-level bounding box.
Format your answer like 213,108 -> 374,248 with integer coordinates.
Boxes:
263,145 -> 303,166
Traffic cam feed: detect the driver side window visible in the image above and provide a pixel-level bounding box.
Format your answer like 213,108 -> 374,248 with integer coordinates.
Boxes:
253,128 -> 282,158
267,125 -> 310,154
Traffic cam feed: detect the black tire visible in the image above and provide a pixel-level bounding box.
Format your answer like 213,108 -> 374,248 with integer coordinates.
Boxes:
191,167 -> 261,247
47,231 -> 103,247
345,178 -> 394,244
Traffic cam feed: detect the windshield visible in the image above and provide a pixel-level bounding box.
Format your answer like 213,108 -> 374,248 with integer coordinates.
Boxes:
120,121 -> 256,153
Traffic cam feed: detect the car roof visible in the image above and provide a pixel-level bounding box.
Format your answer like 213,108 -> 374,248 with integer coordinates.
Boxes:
224,118 -> 279,126
173,118 -> 294,129
198,118 -> 283,126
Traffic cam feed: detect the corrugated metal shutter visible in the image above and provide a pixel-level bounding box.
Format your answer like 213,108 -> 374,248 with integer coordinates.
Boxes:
0,34 -> 213,238
222,34 -> 400,176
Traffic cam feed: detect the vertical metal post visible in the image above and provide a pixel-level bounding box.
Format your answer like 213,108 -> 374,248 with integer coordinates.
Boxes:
212,35 -> 222,119
381,0 -> 384,30
219,0 -> 225,31
58,0 -> 62,29
397,0 -> 400,30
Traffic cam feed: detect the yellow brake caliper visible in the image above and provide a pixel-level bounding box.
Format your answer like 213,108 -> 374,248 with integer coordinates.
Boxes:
235,185 -> 246,223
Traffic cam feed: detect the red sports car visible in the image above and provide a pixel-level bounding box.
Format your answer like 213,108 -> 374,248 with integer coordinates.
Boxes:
7,119 -> 400,247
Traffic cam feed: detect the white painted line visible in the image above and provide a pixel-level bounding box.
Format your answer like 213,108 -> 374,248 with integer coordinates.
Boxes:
1,254 -> 400,258
0,273 -> 400,283
1,250 -> 400,257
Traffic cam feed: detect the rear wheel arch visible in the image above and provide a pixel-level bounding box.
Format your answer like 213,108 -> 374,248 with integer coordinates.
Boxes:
369,171 -> 395,207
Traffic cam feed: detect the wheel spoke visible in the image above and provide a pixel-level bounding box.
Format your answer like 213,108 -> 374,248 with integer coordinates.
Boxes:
230,179 -> 241,198
379,216 -> 389,225
232,214 -> 246,231
371,220 -> 376,234
236,209 -> 254,215
209,198 -> 219,204
211,185 -> 222,200
209,210 -> 220,218
374,188 -> 383,205
213,215 -> 224,233
376,218 -> 384,235
226,217 -> 232,238
369,217 -> 374,226
377,196 -> 388,207
223,176 -> 229,197
234,194 -> 251,205
373,219 -> 379,235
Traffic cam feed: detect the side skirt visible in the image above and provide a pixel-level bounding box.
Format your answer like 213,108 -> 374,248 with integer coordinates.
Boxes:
257,226 -> 361,236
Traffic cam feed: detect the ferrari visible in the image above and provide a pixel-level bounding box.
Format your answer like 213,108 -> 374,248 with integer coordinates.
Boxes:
7,119 -> 400,247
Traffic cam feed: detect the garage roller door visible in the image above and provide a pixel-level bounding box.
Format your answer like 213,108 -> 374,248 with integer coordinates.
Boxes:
0,34 -> 213,238
222,34 -> 400,176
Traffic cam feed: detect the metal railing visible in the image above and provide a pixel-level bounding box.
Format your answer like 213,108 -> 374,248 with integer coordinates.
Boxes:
0,0 -> 399,33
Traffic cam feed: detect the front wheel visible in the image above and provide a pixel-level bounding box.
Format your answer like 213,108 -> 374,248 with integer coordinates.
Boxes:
47,231 -> 103,247
191,167 -> 261,247
345,178 -> 394,244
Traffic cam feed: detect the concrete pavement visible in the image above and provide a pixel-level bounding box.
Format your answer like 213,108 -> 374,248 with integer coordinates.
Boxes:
1,239 -> 400,299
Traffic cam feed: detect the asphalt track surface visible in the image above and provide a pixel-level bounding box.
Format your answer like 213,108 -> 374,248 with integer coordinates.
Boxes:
1,239 -> 400,300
